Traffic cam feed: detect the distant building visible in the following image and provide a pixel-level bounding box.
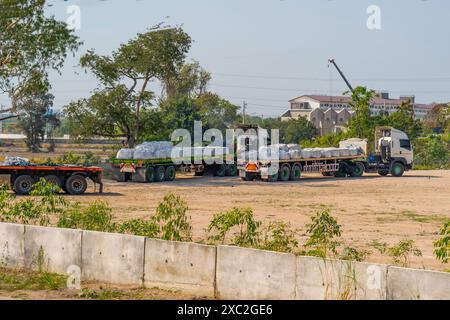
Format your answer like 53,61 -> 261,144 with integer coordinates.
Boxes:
281,93 -> 433,135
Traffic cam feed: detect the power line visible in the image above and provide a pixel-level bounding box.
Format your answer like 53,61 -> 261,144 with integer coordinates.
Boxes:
213,72 -> 450,83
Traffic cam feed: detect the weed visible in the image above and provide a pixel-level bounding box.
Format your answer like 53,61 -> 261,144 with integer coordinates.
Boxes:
117,219 -> 159,238
372,239 -> 422,267
0,267 -> 66,291
340,246 -> 370,262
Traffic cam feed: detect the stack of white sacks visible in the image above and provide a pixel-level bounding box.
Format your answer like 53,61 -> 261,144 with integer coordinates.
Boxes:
116,142 -> 231,160
257,143 -> 363,160
116,141 -> 174,160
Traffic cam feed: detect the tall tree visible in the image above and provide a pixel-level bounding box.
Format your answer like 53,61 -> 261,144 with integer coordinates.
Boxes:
17,90 -> 57,152
346,86 -> 375,140
0,0 -> 80,119
65,26 -> 192,147
388,99 -> 422,139
162,61 -> 211,99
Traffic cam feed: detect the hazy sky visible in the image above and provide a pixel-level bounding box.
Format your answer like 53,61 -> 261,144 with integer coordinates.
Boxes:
5,0 -> 450,117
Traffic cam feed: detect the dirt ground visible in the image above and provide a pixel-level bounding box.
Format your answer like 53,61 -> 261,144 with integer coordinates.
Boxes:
65,169 -> 450,272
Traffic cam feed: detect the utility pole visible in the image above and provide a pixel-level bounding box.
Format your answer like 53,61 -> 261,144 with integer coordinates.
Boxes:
242,101 -> 247,125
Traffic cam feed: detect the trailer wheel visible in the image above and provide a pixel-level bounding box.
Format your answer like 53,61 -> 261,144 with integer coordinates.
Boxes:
240,171 -> 255,181
155,166 -> 166,182
279,164 -> 291,181
44,175 -> 62,188
290,164 -> 301,181
165,165 -> 176,181
13,175 -> 35,195
350,163 -> 364,177
378,170 -> 389,176
145,167 -> 155,182
267,169 -> 279,182
391,162 -> 405,177
214,164 -> 226,177
225,164 -> 237,176
65,175 -> 87,195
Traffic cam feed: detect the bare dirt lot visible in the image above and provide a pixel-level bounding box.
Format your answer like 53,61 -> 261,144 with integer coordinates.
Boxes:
66,170 -> 450,272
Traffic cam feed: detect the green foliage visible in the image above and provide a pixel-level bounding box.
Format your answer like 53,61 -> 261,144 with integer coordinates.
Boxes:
279,118 -> 317,144
117,219 -> 159,238
373,240 -> 422,267
0,0 -> 80,110
49,151 -> 102,166
64,25 -> 192,147
414,136 -> 450,169
207,207 -> 261,247
57,201 -> 116,232
302,131 -> 349,148
340,246 -> 370,262
153,193 -> 192,241
0,267 -> 66,291
346,86 -> 374,140
0,179 -> 67,226
304,209 -> 342,258
259,221 -> 299,253
434,220 -> 450,264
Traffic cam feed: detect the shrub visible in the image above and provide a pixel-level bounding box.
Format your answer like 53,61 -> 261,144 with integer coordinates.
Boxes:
304,208 -> 342,258
340,246 -> 370,262
259,221 -> 299,253
117,219 -> 159,238
434,220 -> 450,264
153,193 -> 192,242
57,201 -> 116,232
207,207 -> 261,247
373,240 -> 422,267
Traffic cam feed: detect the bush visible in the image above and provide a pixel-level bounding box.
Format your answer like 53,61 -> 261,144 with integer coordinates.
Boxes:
259,221 -> 299,253
207,207 -> 261,247
117,219 -> 159,238
57,201 -> 116,232
414,136 -> 450,169
434,220 -> 450,264
153,193 -> 192,242
373,240 -> 422,267
304,208 -> 342,258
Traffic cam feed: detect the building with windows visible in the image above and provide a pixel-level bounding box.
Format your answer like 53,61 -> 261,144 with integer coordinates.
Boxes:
281,93 -> 433,135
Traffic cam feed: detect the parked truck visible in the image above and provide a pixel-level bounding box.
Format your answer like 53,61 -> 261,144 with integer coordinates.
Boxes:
0,163 -> 103,195
111,152 -> 238,183
238,127 -> 414,182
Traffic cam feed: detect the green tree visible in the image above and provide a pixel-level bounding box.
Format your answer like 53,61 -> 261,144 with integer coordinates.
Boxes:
346,86 -> 375,140
163,61 -> 211,98
0,0 -> 80,118
279,117 -> 317,144
195,92 -> 239,131
388,99 -> 422,139
17,90 -> 58,152
65,26 -> 191,147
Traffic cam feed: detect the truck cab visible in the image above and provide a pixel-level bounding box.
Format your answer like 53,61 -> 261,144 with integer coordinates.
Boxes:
369,127 -> 414,177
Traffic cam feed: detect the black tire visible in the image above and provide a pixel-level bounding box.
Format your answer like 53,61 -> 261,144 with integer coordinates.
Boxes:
145,167 -> 155,182
155,166 -> 166,182
44,175 -> 62,188
65,175 -> 87,195
290,164 -> 301,181
225,164 -> 237,176
391,162 -> 405,177
322,172 -> 333,177
240,171 -> 255,181
165,165 -> 176,181
214,164 -> 226,177
13,175 -> 35,195
378,170 -> 389,176
279,164 -> 291,181
194,171 -> 204,177
267,167 -> 279,182
350,162 -> 364,178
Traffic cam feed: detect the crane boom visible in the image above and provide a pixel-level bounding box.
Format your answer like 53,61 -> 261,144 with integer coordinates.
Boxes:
328,58 -> 354,93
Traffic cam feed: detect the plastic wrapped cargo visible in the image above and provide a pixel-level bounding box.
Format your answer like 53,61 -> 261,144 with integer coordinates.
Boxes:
1,156 -> 30,166
116,149 -> 135,160
133,141 -> 174,160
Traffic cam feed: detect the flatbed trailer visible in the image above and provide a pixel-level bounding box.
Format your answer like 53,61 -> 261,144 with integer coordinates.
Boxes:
238,154 -> 367,182
111,154 -> 238,183
0,165 -> 103,195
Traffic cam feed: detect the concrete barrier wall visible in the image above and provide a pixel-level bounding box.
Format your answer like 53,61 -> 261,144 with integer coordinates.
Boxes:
81,231 -> 145,286
144,239 -> 216,297
2,222 -> 450,300
24,225 -> 81,274
0,223 -> 25,268
296,256 -> 387,300
216,245 -> 296,299
387,266 -> 450,300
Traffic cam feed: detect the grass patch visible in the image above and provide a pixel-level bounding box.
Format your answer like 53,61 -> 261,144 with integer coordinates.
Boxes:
376,210 -> 447,224
0,268 -> 66,291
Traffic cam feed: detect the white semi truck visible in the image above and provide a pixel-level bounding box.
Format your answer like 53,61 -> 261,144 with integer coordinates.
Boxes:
238,127 -> 414,182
